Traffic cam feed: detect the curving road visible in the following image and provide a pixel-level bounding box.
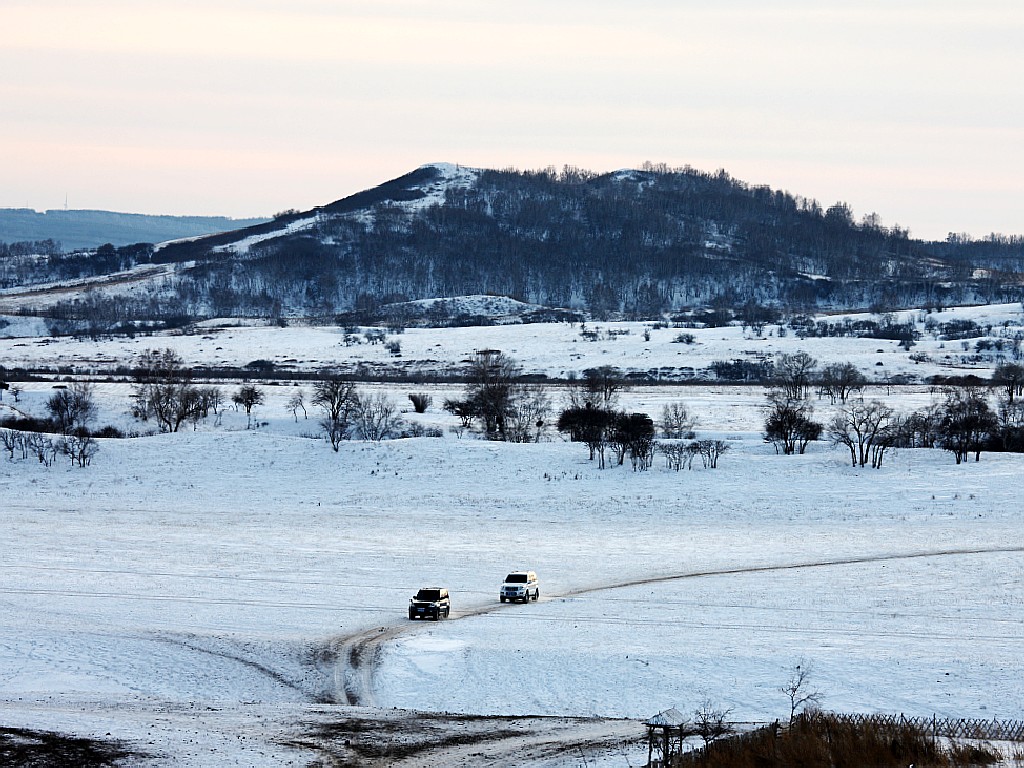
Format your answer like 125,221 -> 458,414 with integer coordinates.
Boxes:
320,543 -> 1024,709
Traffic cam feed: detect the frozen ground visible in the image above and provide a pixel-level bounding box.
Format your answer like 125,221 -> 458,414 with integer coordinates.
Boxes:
1,309 -> 1023,765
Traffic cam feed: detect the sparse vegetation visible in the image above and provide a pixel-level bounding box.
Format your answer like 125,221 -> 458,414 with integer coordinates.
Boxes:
672,712 -> 1001,768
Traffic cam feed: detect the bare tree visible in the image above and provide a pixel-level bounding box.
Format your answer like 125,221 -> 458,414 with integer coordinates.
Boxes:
692,701 -> 734,753
606,412 -> 655,470
442,397 -> 477,428
504,384 -> 552,443
740,301 -> 780,337
312,377 -> 358,421
46,382 -> 97,436
773,351 -> 818,401
780,661 -> 822,724
563,371 -> 587,409
659,441 -> 685,471
464,350 -> 520,439
827,400 -> 900,468
659,441 -> 699,471
997,395 -> 1024,450
131,348 -> 202,433
900,403 -> 942,448
2,429 -> 31,461
153,383 -> 202,434
992,362 -> 1024,404
557,403 -> 615,467
26,432 -> 58,466
62,432 -> 98,467
197,386 -> 223,417
938,385 -> 997,463
232,384 -> 264,429
286,389 -> 307,422
582,366 -> 628,410
312,377 -> 359,451
0,428 -> 19,460
356,392 -> 402,441
659,401 -> 697,439
818,362 -> 867,404
764,390 -> 822,455
321,417 -> 349,451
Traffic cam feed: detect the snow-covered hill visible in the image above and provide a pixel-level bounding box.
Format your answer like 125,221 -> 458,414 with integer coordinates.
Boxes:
11,162 -> 1023,323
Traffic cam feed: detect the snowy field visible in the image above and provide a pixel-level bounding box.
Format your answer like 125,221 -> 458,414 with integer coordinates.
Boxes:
3,301 -> 1023,383
1,306 -> 1023,765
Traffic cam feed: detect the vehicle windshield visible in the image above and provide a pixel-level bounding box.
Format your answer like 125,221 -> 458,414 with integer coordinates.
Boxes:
505,574 -> 528,583
415,589 -> 441,601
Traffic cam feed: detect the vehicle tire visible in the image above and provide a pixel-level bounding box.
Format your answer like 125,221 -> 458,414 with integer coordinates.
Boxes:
444,607 -> 450,618
533,589 -> 539,601
432,610 -> 439,621
408,610 -> 415,620
500,596 -> 506,603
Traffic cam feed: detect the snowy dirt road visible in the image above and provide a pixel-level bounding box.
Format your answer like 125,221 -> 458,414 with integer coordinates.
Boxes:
326,542 -> 1024,708
304,543 -> 1024,764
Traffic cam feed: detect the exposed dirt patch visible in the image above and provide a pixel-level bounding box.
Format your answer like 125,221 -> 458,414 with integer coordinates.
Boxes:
288,709 -> 645,767
0,726 -> 139,766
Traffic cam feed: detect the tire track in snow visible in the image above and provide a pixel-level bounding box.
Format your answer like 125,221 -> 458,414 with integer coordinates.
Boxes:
149,635 -> 328,703
559,543 -> 1024,597
326,543 -> 1024,707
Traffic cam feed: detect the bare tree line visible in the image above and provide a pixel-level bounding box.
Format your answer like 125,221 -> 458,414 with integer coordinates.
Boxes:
765,351 -> 1015,465
3,346 -> 1022,473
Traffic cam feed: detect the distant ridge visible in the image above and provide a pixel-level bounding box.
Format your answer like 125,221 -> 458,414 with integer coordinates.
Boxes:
0,208 -> 269,251
4,162 -> 1024,321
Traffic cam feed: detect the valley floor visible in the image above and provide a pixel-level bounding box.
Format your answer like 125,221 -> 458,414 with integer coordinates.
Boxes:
1,394 -> 1022,764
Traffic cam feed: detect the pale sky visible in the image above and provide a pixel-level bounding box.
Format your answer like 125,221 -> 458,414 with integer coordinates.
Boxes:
3,0 -> 1022,240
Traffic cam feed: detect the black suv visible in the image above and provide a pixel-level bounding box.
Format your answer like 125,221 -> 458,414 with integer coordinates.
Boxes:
408,587 -> 451,620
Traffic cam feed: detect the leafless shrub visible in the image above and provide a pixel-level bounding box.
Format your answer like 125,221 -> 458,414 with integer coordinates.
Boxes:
408,393 -> 432,413
62,432 -> 99,467
26,433 -> 58,467
659,441 -> 689,471
356,392 -> 402,441
695,439 -> 730,469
